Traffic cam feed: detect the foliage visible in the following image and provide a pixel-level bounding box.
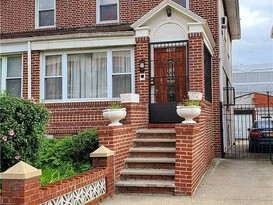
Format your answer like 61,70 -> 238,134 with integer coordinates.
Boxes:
32,129 -> 98,185
109,102 -> 123,109
0,92 -> 50,172
178,99 -> 201,106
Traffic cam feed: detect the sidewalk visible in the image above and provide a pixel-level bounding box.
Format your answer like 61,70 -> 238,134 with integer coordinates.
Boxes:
99,159 -> 273,205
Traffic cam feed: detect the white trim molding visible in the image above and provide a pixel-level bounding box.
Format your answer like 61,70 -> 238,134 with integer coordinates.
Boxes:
131,0 -> 215,55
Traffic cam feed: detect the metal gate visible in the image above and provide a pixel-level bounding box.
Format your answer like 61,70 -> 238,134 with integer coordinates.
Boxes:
149,41 -> 189,123
222,91 -> 273,161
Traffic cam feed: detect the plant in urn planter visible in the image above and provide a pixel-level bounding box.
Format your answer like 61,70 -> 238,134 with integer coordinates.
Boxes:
176,94 -> 202,124
103,102 -> 127,126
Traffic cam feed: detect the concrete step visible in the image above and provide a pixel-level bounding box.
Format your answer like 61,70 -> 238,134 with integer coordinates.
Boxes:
116,180 -> 175,188
136,129 -> 176,139
116,180 -> 175,194
130,147 -> 176,153
120,169 -> 175,181
129,147 -> 176,158
125,157 -> 175,163
120,169 -> 175,176
133,138 -> 176,148
125,157 -> 175,169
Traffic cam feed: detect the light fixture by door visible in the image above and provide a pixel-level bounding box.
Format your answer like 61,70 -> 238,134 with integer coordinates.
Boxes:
139,60 -> 145,73
166,7 -> 172,17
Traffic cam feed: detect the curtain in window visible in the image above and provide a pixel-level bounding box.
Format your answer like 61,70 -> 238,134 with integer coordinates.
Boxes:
112,51 -> 131,98
0,59 -> 2,91
67,53 -> 107,99
45,56 -> 62,100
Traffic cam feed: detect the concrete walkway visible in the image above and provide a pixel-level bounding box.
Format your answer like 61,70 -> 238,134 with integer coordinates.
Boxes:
99,159 -> 273,205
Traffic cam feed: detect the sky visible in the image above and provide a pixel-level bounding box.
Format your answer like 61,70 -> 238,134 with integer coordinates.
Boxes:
232,0 -> 273,66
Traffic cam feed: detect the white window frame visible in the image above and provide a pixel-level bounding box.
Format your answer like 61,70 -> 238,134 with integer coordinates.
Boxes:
40,48 -> 134,103
172,0 -> 190,9
35,0 -> 56,29
0,55 -> 23,97
96,0 -> 120,24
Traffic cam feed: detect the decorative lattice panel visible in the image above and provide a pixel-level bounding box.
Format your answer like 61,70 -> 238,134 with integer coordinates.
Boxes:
41,178 -> 106,205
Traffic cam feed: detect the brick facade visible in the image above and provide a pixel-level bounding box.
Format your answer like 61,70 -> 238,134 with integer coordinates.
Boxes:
0,0 -> 235,197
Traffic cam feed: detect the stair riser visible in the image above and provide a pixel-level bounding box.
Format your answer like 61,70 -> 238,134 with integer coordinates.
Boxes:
121,174 -> 174,181
137,133 -> 176,139
116,187 -> 174,195
133,142 -> 175,148
129,152 -> 175,158
126,162 -> 175,169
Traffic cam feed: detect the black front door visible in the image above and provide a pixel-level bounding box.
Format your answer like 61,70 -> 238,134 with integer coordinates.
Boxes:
149,41 -> 188,123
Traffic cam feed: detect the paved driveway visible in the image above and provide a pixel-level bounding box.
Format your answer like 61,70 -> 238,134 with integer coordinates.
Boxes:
99,159 -> 273,205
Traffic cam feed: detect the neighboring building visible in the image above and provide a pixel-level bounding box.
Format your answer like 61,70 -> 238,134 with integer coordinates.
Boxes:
271,26 -> 273,38
0,0 -> 240,195
233,64 -> 273,96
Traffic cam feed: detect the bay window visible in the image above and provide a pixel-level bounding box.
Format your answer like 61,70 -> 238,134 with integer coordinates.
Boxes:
0,56 -> 22,98
42,49 -> 134,102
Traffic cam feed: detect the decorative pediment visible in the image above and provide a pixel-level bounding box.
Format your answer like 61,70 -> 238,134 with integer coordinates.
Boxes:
131,0 -> 215,54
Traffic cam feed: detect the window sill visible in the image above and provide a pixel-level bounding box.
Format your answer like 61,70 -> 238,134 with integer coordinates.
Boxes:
41,98 -> 120,104
35,25 -> 56,30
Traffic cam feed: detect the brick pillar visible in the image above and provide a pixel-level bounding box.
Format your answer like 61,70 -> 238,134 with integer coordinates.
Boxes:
135,37 -> 150,104
188,32 -> 205,94
0,161 -> 41,205
175,123 -> 200,196
90,146 -> 115,195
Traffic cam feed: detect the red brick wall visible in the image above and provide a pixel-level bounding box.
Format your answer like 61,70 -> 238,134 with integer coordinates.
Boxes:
135,37 -> 150,104
1,157 -> 114,205
0,0 -> 166,34
98,103 -> 148,182
175,101 -> 214,195
191,0 -> 221,157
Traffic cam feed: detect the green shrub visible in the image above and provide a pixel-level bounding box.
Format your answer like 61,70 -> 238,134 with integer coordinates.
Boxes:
71,129 -> 99,165
32,129 -> 98,185
0,93 -> 50,172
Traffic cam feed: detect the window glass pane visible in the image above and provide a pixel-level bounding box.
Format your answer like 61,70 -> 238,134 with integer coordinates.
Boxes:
39,10 -> 54,26
7,56 -> 22,78
6,79 -> 21,97
67,53 -> 107,99
45,78 -> 62,100
113,51 -> 131,73
39,0 -> 54,10
112,74 -> 131,98
46,56 -> 62,76
172,0 -> 187,7
100,4 -> 117,21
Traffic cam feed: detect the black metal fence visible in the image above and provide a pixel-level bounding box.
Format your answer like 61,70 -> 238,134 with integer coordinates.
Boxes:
222,91 -> 273,161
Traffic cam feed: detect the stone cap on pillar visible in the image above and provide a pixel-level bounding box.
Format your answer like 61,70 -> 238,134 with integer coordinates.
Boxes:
90,145 -> 114,158
0,161 -> 41,180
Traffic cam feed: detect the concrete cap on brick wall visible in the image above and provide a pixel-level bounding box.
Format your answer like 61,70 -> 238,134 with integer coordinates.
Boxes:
90,145 -> 114,158
0,161 -> 41,180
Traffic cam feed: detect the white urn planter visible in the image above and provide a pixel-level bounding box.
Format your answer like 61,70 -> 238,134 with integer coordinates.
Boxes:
103,108 -> 127,126
176,106 -> 201,124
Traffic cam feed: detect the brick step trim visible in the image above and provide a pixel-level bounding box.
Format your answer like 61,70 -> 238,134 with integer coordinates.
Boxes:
116,180 -> 175,188
130,147 -> 176,153
125,157 -> 175,163
120,169 -> 175,176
